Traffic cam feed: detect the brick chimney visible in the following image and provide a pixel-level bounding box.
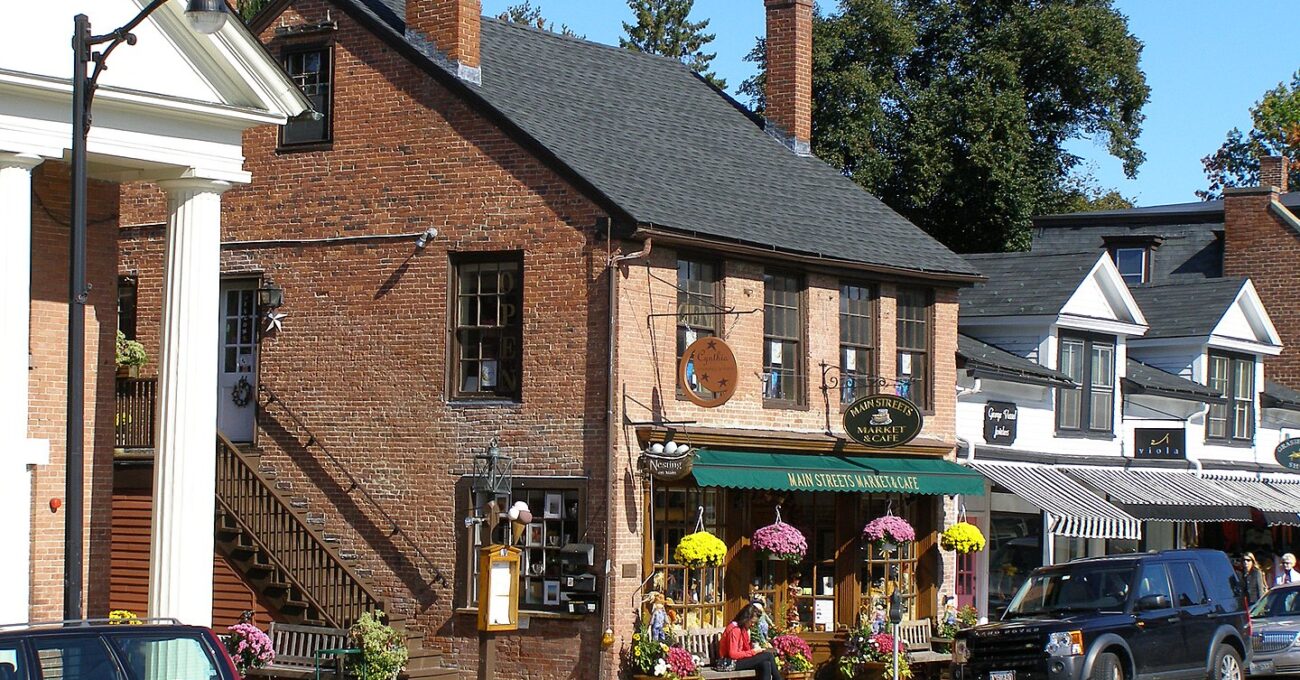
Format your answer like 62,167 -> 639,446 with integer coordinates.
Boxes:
764,0 -> 813,155
406,0 -> 481,84
1224,154 -> 1300,389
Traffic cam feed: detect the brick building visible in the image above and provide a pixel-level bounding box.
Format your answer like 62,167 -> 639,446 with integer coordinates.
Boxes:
0,0 -> 306,629
115,0 -> 985,677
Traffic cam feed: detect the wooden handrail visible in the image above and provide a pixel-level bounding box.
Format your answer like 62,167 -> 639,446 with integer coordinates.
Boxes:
257,385 -> 447,588
215,432 -> 383,627
115,377 -> 156,449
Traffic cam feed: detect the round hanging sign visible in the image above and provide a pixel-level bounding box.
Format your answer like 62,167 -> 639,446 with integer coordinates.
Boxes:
678,336 -> 739,408
642,451 -> 695,481
842,394 -> 924,448
1276,437 -> 1300,470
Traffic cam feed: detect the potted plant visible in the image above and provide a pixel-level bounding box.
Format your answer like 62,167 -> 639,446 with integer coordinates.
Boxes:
225,621 -> 275,676
115,330 -> 147,377
674,530 -> 726,568
838,627 -> 911,680
629,624 -> 700,679
861,514 -> 915,554
772,633 -> 815,679
939,522 -> 986,554
751,519 -> 808,564
350,611 -> 407,680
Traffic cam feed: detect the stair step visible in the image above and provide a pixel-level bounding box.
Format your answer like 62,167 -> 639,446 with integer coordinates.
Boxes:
354,568 -> 373,577
257,463 -> 277,477
281,599 -> 309,612
228,543 -> 261,557
305,512 -> 326,526
289,497 -> 310,510
262,581 -> 291,594
216,525 -> 242,540
337,549 -> 360,561
274,480 -> 293,491
245,561 -> 274,577
322,533 -> 341,544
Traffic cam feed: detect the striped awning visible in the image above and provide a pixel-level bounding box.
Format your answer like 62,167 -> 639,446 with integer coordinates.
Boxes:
1064,467 -> 1253,522
970,461 -> 1142,540
1201,474 -> 1300,526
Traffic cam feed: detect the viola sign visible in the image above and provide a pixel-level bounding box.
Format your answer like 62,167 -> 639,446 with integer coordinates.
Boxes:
843,395 -> 924,448
1277,438 -> 1300,471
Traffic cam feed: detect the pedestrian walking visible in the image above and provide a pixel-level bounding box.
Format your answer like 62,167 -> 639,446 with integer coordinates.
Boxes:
1243,552 -> 1268,604
1275,553 -> 1300,586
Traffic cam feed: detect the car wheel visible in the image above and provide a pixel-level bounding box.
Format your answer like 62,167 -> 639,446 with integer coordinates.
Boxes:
1091,652 -> 1123,680
1212,645 -> 1242,680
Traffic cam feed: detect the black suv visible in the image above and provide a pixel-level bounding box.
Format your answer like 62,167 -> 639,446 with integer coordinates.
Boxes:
953,549 -> 1249,680
0,620 -> 240,679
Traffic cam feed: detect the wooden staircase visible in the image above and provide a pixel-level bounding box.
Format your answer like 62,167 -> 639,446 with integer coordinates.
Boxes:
214,433 -> 460,678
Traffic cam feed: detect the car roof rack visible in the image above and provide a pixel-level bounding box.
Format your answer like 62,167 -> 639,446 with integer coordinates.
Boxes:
0,618 -> 184,631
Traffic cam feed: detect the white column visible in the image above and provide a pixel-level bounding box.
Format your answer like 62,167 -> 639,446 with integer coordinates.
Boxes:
0,152 -> 49,624
148,177 -> 230,627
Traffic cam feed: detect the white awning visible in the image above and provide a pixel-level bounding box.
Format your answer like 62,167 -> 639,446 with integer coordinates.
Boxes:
1201,474 -> 1300,526
971,461 -> 1142,540
1064,467 -> 1253,522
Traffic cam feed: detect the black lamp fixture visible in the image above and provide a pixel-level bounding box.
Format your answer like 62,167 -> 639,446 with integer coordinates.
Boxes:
63,0 -> 228,622
257,278 -> 285,311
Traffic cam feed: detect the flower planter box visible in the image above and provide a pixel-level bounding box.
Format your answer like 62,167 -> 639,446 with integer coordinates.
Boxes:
842,661 -> 889,680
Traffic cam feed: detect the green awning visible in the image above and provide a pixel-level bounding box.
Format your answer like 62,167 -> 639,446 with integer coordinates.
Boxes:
691,450 -> 985,496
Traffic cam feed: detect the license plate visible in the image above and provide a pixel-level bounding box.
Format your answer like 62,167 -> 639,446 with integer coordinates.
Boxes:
1251,660 -> 1275,675
990,672 -> 1016,680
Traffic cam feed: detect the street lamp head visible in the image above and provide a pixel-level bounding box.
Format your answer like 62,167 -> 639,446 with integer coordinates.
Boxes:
185,0 -> 229,35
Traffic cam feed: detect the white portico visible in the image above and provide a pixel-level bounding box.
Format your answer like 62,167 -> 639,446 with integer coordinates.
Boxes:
0,0 -> 307,625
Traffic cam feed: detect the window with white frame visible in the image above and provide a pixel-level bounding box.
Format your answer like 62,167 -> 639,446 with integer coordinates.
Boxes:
1207,352 -> 1254,442
1111,247 -> 1148,285
1056,333 -> 1115,434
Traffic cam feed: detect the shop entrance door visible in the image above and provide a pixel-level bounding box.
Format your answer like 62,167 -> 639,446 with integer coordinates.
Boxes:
217,280 -> 258,442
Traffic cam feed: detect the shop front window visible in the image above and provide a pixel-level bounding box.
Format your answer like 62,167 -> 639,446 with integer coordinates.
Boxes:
859,495 -> 920,624
786,493 -> 838,631
988,509 -> 1044,615
652,486 -> 726,629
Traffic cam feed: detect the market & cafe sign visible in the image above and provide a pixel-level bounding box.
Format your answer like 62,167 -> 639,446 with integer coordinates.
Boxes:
785,471 -> 923,493
842,394 -> 924,448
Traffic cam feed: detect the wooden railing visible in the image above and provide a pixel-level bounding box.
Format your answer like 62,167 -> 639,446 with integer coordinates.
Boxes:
215,432 -> 383,627
115,377 -> 156,449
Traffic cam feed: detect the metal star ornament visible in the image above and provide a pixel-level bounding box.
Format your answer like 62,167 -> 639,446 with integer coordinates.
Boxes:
264,310 -> 287,333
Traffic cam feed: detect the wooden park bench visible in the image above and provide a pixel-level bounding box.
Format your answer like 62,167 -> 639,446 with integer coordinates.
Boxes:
680,628 -> 758,679
247,622 -> 356,679
897,618 -> 953,665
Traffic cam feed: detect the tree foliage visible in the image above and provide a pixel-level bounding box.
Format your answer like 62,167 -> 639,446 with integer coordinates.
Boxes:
739,0 -> 1148,253
499,1 -> 581,38
620,0 -> 725,90
1199,73 -> 1300,200
236,0 -> 270,23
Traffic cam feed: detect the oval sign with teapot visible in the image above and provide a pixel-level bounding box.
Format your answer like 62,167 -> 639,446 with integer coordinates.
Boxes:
1276,438 -> 1300,471
843,394 -> 924,448
678,336 -> 739,408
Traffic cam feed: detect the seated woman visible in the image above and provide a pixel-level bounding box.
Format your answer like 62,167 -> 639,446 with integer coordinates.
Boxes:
718,604 -> 784,680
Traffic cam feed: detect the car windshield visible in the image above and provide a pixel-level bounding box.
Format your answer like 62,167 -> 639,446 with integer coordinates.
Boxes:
1252,587 -> 1300,619
1005,564 -> 1135,618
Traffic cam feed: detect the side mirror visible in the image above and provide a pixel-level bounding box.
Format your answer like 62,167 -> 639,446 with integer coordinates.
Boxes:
1136,594 -> 1171,611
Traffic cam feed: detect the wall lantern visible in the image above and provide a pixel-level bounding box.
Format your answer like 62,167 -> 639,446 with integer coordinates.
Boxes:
257,279 -> 285,311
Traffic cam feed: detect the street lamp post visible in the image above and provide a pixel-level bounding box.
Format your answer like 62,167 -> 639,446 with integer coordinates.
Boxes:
64,0 -> 227,622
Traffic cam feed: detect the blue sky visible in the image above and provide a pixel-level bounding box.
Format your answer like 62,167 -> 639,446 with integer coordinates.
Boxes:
481,0 -> 1296,207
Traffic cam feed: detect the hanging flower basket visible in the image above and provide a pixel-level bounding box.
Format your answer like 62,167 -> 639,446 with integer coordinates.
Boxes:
862,514 -> 915,554
674,531 -> 727,567
940,521 -> 986,554
752,520 -> 808,564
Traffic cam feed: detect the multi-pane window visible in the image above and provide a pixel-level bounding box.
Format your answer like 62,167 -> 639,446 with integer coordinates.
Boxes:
840,282 -> 876,404
467,483 -> 583,613
651,486 -> 726,629
1207,352 -> 1254,442
281,47 -> 332,145
677,258 -> 721,396
117,276 -> 137,340
1056,333 -> 1115,434
452,256 -> 522,400
1112,247 -> 1147,285
895,288 -> 931,409
763,271 -> 804,404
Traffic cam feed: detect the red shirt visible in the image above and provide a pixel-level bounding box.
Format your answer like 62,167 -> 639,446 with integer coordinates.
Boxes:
719,622 -> 756,660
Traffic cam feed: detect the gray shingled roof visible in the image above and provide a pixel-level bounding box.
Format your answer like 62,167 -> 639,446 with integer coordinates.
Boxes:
957,334 -> 1074,387
1264,381 -> 1300,412
1124,359 -> 1225,403
1036,191 -> 1300,223
959,251 -> 1101,317
335,0 -> 979,278
1030,223 -> 1223,282
1126,278 -> 1246,340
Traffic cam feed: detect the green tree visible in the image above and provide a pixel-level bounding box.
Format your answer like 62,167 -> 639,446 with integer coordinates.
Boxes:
1199,73 -> 1300,200
739,0 -> 1148,253
499,1 -> 581,38
620,0 -> 726,90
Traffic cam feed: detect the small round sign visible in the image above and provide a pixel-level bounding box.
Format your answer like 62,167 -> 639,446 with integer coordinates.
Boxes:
1277,438 -> 1300,471
678,336 -> 739,408
843,394 -> 924,448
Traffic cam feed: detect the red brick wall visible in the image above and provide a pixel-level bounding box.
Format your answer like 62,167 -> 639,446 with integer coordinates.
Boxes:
1224,188 -> 1300,390
764,0 -> 813,144
28,161 -> 118,621
119,1 -> 610,676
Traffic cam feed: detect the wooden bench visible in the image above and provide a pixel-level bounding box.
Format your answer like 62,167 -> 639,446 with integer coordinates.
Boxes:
247,622 -> 355,679
680,628 -> 758,679
897,619 -> 952,665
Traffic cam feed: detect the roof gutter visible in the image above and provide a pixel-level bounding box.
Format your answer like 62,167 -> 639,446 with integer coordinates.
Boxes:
1121,379 -> 1228,405
964,365 -> 1075,389
631,226 -> 985,286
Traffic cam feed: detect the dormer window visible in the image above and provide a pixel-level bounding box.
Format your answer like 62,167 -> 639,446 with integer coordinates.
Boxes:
1207,352 -> 1254,442
1112,247 -> 1147,285
1056,332 -> 1115,435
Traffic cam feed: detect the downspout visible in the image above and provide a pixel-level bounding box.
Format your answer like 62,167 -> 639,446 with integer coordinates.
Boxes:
956,435 -> 976,464
601,236 -> 651,678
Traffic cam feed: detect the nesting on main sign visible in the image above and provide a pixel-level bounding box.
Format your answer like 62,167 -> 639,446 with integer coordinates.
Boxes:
842,394 -> 924,448
678,336 -> 739,407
